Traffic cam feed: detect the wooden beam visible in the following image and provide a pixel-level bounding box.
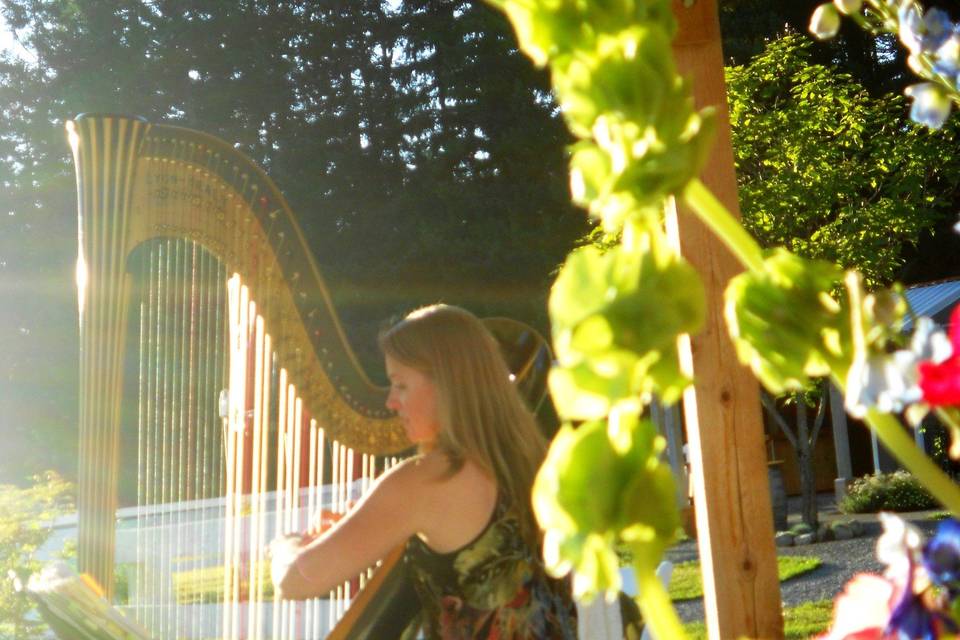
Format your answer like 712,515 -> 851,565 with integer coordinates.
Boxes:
667,2 -> 784,638
830,383 -> 853,503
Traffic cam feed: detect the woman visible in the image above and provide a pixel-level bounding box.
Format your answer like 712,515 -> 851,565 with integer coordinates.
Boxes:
270,304 -> 578,638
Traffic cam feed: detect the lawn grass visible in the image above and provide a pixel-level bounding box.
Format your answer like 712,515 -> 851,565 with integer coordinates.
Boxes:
669,556 -> 821,601
682,599 -> 833,639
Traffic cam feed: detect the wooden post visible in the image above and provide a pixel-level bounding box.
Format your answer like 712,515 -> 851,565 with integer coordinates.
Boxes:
667,2 -> 784,638
830,383 -> 853,503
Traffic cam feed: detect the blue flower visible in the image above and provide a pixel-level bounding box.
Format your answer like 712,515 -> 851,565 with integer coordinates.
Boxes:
899,3 -> 926,53
884,549 -> 954,640
923,518 -> 960,594
933,33 -> 960,85
905,82 -> 953,129
886,588 -> 941,640
899,4 -> 956,55
921,8 -> 955,53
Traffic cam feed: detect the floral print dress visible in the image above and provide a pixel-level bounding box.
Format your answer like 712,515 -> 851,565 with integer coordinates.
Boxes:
403,497 -> 578,639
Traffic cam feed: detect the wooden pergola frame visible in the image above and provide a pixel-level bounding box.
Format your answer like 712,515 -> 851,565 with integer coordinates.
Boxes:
669,1 -> 784,638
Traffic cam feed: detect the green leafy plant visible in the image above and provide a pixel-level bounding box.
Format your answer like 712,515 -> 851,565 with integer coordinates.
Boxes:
0,472 -> 74,639
489,0 -> 960,637
840,470 -> 939,514
728,34 -> 960,288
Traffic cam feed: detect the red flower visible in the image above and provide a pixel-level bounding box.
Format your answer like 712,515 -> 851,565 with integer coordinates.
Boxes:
918,305 -> 960,407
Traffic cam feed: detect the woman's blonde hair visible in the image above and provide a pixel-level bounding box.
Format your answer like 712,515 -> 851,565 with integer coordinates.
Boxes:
379,304 -> 547,544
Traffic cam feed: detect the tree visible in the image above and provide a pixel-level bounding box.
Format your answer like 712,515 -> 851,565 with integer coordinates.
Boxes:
719,0 -> 913,95
761,385 -> 828,527
0,472 -> 74,639
729,34 -> 960,288
726,33 -> 960,526
0,0 -> 585,482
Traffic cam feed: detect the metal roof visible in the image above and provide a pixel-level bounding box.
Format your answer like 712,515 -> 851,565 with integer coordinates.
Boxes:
903,278 -> 960,330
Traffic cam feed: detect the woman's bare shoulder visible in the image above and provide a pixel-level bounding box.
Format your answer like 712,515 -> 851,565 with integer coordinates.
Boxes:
374,451 -> 450,494
379,452 -> 492,501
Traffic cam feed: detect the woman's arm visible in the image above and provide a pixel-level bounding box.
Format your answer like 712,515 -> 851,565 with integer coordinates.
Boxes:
270,457 -> 427,600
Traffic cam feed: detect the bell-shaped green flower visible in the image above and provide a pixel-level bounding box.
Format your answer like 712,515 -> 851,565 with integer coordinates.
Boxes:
553,27 -> 678,138
549,228 -> 704,418
533,411 -> 679,600
725,249 -> 845,394
553,28 -> 716,226
489,0 -> 585,67
490,0 -> 677,69
833,0 -> 862,16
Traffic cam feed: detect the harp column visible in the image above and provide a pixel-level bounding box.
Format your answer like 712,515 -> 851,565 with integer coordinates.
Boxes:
68,115 -> 151,596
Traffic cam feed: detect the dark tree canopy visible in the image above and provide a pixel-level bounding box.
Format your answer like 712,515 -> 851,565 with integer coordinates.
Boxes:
719,0 -> 915,96
0,0 -> 585,483
2,1 -> 960,484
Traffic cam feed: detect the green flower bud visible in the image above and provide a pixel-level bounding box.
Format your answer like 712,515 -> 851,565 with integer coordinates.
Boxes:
549,232 -> 704,415
569,141 -> 612,208
725,249 -> 845,394
533,415 -> 678,600
490,0 -> 583,66
553,27 -> 678,138
493,0 -> 678,70
809,3 -> 841,40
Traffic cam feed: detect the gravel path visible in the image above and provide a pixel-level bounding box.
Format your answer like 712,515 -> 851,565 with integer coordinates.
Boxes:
665,505 -> 941,623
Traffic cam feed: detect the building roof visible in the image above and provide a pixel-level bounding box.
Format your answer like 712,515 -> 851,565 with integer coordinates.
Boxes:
903,278 -> 960,331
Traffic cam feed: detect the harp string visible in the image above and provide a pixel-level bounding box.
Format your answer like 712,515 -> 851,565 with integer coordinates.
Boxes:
130,238 -> 226,638
71,116 -> 411,640
173,239 -> 185,637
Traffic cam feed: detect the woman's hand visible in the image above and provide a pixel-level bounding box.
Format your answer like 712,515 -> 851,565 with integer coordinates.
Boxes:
269,533 -> 316,600
267,459 -> 429,599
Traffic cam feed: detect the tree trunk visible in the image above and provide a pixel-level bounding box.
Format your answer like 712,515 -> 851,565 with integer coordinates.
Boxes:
798,447 -> 818,528
796,401 -> 819,528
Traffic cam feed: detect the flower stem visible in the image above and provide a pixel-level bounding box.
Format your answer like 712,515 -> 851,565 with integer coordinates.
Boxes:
682,178 -> 765,274
634,561 -> 687,640
934,406 -> 960,433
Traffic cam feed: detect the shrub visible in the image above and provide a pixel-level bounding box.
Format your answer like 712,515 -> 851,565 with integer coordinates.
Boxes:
840,471 -> 939,514
0,472 -> 74,639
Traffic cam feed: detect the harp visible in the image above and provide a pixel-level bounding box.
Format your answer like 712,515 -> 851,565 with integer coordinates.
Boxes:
67,114 -> 551,639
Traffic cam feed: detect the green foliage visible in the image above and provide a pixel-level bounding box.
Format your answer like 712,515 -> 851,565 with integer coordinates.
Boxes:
668,555 -> 822,601
171,561 -> 273,604
493,2 -> 705,625
549,227 -> 704,419
533,416 -> 678,599
780,599 -> 836,639
840,470 -> 939,513
725,249 -> 845,394
727,34 -> 960,287
0,472 -> 74,639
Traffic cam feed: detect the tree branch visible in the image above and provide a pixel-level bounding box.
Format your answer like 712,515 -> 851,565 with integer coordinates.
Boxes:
760,391 -> 798,450
811,379 -> 828,446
